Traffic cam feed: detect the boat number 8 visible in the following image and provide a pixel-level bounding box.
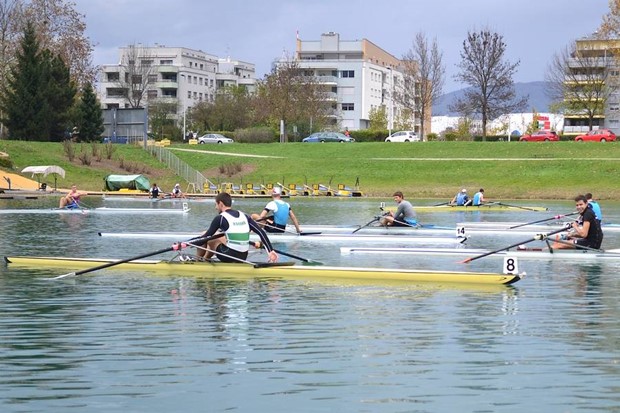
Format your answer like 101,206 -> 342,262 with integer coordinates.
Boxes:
503,257 -> 519,274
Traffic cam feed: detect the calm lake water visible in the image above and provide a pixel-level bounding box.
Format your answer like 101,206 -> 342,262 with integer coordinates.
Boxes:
1,196 -> 620,413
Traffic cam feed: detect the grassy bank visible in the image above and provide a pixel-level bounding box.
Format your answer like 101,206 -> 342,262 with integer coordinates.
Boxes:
2,140 -> 620,199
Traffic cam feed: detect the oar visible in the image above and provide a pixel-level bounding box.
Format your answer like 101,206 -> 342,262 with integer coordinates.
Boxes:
459,226 -> 569,264
496,202 -> 546,212
352,216 -> 381,233
262,222 -> 322,236
251,241 -> 322,265
47,233 -> 225,280
509,212 -> 579,229
432,201 -> 449,206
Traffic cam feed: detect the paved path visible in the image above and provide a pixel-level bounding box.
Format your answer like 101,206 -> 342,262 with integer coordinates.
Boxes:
170,147 -> 283,158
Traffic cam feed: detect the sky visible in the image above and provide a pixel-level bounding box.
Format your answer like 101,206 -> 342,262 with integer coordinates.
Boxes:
73,0 -> 611,93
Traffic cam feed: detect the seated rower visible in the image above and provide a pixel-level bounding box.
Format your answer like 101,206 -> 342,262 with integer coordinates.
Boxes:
59,184 -> 84,209
380,191 -> 418,227
553,194 -> 603,250
251,186 -> 301,233
149,183 -> 163,199
450,188 -> 472,206
472,188 -> 486,206
196,192 -> 278,263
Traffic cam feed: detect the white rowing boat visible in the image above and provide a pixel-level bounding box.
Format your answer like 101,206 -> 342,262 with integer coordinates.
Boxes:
97,231 -> 467,245
458,221 -> 620,233
340,246 -> 620,260
0,203 -> 191,215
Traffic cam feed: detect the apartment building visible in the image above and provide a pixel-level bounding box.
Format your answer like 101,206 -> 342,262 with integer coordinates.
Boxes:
294,32 -> 420,132
563,36 -> 620,136
98,44 -> 256,115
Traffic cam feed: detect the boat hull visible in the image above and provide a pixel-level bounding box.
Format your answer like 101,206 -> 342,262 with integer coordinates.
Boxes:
4,256 -> 520,285
0,207 -> 189,215
97,232 -> 467,245
340,246 -> 620,260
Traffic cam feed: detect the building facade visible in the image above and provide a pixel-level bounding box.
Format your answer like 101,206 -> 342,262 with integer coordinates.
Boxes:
563,36 -> 620,136
98,45 -> 256,122
294,32 -> 421,132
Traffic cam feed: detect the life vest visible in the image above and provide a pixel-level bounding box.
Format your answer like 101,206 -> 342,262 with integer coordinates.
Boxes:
221,211 -> 250,253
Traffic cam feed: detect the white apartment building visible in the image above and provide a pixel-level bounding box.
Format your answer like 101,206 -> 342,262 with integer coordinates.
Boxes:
98,44 -> 256,115
294,32 -> 419,132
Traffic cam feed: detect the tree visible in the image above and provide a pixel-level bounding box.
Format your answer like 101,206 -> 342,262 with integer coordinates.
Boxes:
114,43 -> 153,108
368,105 -> 388,130
400,32 -> 445,140
148,99 -> 178,139
1,20 -> 45,140
191,85 -> 255,132
41,50 -> 77,141
451,29 -> 527,139
600,0 -> 620,38
255,59 -> 330,142
77,82 -> 104,142
1,21 -> 76,141
546,42 -> 611,131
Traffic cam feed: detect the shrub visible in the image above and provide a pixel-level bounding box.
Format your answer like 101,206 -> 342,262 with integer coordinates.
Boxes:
218,162 -> 243,176
234,127 -> 277,143
103,142 -> 116,159
350,129 -> 389,142
426,133 -> 439,141
63,139 -> 75,161
78,145 -> 92,165
0,156 -> 13,168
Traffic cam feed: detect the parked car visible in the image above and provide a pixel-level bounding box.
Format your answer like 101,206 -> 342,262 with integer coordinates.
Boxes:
574,129 -> 617,142
519,131 -> 559,142
385,131 -> 419,142
302,132 -> 355,143
197,133 -> 234,144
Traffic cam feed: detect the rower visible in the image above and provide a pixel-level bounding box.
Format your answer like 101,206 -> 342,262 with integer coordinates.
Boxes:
251,186 -> 301,233
472,188 -> 486,206
380,191 -> 417,227
195,192 -> 278,263
552,194 -> 603,250
59,184 -> 84,209
451,189 -> 472,206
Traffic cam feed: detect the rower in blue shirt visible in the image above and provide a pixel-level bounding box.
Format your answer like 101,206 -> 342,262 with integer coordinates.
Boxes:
451,189 -> 471,206
473,188 -> 485,206
585,192 -> 602,222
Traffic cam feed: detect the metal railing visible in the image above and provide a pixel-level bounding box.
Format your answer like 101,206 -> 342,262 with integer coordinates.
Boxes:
145,144 -> 217,193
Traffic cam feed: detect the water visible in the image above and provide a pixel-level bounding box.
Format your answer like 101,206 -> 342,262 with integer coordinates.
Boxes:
1,196 -> 620,412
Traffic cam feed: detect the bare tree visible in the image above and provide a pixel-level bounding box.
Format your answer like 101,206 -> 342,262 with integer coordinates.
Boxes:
546,42 -> 612,131
451,29 -> 527,139
400,32 -> 445,140
255,58 -> 330,141
599,0 -> 620,38
115,44 -> 153,108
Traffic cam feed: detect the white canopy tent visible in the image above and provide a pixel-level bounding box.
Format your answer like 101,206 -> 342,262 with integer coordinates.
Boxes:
21,165 -> 66,191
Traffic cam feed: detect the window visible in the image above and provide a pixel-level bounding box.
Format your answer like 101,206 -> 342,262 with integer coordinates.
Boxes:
147,89 -> 158,99
107,72 -> 119,82
341,70 -> 354,78
148,74 -> 157,83
160,59 -> 173,65
187,91 -> 191,99
342,103 -> 354,111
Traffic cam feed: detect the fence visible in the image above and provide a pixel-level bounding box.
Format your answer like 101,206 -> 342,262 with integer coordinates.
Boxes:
146,145 -> 217,193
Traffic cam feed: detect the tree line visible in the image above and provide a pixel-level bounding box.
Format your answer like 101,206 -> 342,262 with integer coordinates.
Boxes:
0,0 -> 618,143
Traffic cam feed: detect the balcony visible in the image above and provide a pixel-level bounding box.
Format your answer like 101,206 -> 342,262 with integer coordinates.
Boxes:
158,65 -> 179,73
155,80 -> 178,89
315,75 -> 338,85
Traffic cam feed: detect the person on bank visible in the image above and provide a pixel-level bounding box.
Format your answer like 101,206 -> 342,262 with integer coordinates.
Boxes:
149,183 -> 163,199
380,191 -> 418,227
585,192 -> 602,223
451,189 -> 472,206
472,188 -> 486,206
251,186 -> 302,233
59,184 -> 85,209
553,194 -> 603,250
196,192 -> 278,263
171,183 -> 184,198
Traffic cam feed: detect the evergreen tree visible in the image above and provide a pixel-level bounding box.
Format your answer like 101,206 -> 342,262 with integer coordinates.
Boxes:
42,51 -> 77,141
1,21 -> 46,140
1,21 -> 76,141
77,82 -> 104,142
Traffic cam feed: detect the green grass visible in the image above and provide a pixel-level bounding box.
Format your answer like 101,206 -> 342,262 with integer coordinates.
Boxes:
2,140 -> 620,199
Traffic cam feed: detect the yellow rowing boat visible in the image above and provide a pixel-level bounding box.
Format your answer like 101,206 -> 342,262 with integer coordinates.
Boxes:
4,256 -> 521,285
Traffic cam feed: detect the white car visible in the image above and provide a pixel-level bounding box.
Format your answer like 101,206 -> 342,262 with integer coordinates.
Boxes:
197,133 -> 234,144
385,131 -> 419,142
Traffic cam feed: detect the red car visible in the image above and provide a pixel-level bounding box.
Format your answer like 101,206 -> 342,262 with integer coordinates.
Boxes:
519,131 -> 560,142
574,129 -> 617,142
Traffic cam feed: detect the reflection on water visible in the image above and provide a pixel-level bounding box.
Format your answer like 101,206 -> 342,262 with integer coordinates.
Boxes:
1,198 -> 620,412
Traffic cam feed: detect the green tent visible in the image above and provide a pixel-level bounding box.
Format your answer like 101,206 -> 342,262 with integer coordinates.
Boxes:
104,174 -> 151,191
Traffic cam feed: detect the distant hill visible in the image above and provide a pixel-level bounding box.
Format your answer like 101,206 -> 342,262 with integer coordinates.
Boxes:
433,81 -> 552,116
